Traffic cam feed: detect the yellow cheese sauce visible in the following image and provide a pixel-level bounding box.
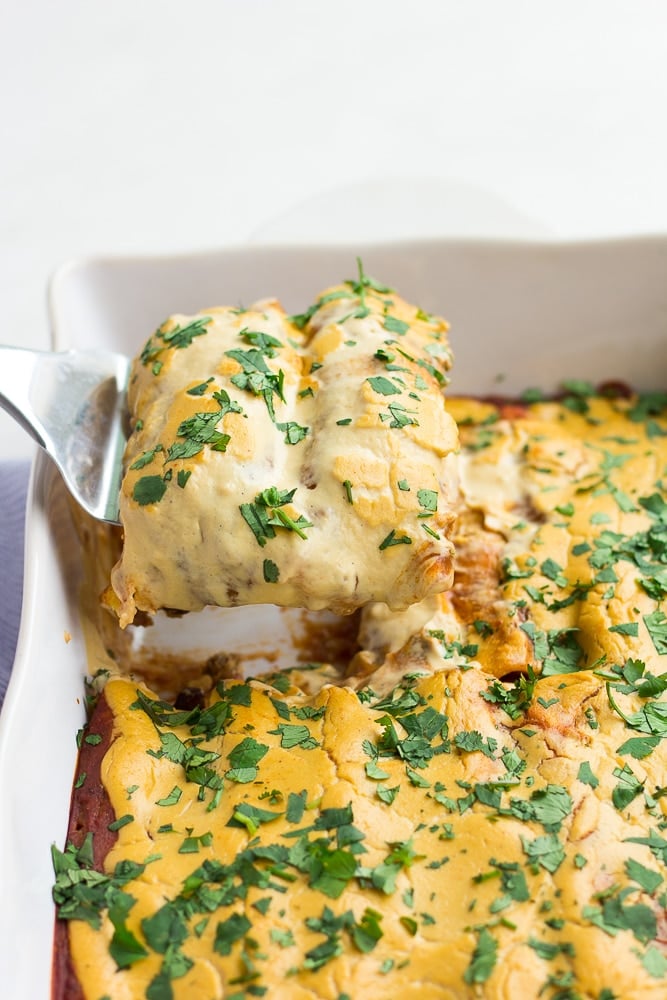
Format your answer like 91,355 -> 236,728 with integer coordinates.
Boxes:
358,392 -> 667,687
68,664 -> 667,1000
58,389 -> 667,998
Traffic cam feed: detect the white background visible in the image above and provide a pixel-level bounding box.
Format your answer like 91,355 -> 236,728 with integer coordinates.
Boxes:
2,0 -> 667,459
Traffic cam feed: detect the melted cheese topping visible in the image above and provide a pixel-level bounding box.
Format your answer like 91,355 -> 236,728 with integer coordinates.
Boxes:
357,393 -> 667,685
62,391 -> 667,997
109,283 -> 459,626
69,665 -> 667,1000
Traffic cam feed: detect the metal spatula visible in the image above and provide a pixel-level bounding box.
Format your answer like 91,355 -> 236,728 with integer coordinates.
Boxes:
0,346 -> 130,524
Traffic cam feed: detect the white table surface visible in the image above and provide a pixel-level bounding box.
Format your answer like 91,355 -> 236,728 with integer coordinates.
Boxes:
3,0 -> 667,461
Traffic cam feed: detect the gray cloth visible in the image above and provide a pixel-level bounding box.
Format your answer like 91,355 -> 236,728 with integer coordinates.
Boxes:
0,461 -> 30,709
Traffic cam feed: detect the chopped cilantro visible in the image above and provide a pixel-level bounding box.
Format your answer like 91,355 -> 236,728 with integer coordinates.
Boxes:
464,927 -> 497,984
228,802 -> 283,836
108,814 -> 134,832
108,895 -> 149,969
473,619 -> 493,638
365,760 -> 391,780
612,764 -> 644,810
641,944 -> 667,978
377,785 -> 400,805
482,668 -> 536,720
521,833 -> 565,873
617,735 -> 661,760
263,558 -> 279,583
417,488 -> 438,513
379,530 -> 412,550
577,761 -> 599,788
609,622 -> 639,637
625,857 -> 663,894
226,737 -> 269,783
380,402 -> 419,429
528,937 -> 575,960
583,889 -> 657,944
367,375 -> 401,396
352,907 -> 384,952
213,912 -> 252,956
240,486 -> 312,547
165,389 -> 241,463
155,786 -> 182,807
628,391 -> 667,423
454,731 -> 497,759
268,723 -> 318,750
140,316 -> 211,370
383,316 -> 410,336
286,791 -> 307,824
129,445 -> 163,470
186,378 -> 214,396
643,610 -> 667,654
270,927 -> 295,948
133,475 -> 168,506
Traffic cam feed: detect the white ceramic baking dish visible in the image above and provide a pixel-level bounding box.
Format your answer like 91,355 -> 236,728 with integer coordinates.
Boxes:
2,237 -> 667,996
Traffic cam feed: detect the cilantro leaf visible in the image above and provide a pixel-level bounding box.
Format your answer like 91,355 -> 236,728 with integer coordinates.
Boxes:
617,735 -> 661,760
380,401 -> 419,429
226,737 -> 268,783
583,891 -> 656,944
133,475 -> 167,506
521,832 -> 566,873
454,731 -> 497,759
238,328 -> 284,355
643,610 -> 667,655
612,764 -> 644,810
228,802 -> 283,836
351,907 -> 383,952
142,904 -> 189,954
263,558 -> 279,583
417,488 -> 438,513
383,316 -> 409,336
625,829 -> 667,862
642,944 -> 667,978
376,784 -> 400,805
379,530 -> 412,550
463,927 -> 498,984
213,913 -> 252,956
577,761 -> 599,788
625,858 -> 663,894
268,723 -> 318,750
367,376 -> 401,396
276,420 -> 309,445
140,317 -> 211,370
482,668 -> 536,720
240,486 -> 312,546
108,896 -> 148,969
129,445 -> 163,470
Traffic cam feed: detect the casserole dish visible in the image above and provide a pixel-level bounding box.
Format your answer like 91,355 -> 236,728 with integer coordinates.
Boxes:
2,237 -> 667,995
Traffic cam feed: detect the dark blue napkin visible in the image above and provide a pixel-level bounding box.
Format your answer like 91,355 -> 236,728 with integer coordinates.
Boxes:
0,461 -> 31,710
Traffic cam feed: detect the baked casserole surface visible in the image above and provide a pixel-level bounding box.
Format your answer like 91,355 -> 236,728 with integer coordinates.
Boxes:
53,279 -> 667,999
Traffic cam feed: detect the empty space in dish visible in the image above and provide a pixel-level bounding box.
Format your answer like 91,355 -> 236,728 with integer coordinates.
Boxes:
2,236 -> 667,995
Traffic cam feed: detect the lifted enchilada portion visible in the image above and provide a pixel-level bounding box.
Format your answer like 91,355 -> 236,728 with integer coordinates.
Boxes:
108,269 -> 459,627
